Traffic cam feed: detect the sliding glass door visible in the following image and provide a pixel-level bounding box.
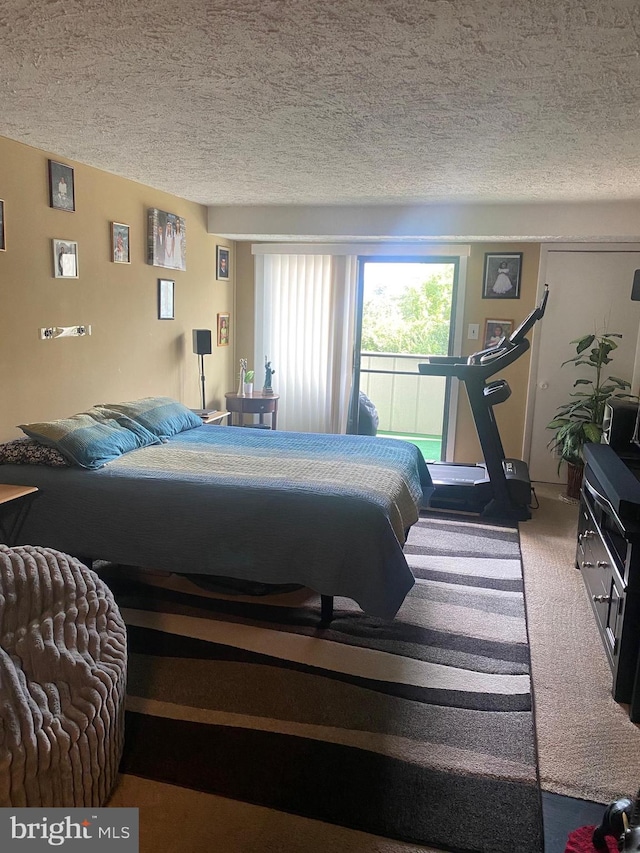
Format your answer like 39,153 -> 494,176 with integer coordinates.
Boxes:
350,257 -> 459,460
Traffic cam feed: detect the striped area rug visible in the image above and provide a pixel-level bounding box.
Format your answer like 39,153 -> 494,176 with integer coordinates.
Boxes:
104,513 -> 542,853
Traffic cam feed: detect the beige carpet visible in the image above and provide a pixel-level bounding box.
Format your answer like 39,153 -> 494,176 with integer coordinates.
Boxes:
521,482 -> 640,803
106,486 -> 640,850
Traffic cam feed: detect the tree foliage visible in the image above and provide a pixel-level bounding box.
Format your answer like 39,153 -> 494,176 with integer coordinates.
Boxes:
361,271 -> 453,355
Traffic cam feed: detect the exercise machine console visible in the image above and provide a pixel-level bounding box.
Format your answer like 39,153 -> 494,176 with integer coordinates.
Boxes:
418,286 -> 549,520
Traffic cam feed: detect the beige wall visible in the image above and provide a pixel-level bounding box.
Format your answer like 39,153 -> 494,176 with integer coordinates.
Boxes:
0,136 -> 235,442
454,243 -> 541,463
232,243 -> 542,462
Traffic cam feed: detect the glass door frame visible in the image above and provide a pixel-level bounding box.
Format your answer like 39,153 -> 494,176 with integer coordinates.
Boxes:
349,254 -> 464,461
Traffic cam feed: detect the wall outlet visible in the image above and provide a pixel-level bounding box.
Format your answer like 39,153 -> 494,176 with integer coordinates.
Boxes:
468,323 -> 479,340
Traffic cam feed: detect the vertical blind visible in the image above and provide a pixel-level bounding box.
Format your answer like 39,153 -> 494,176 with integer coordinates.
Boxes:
254,253 -> 357,433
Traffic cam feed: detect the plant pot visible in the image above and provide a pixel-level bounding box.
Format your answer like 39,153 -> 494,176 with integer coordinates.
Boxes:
243,383 -> 254,395
566,461 -> 584,500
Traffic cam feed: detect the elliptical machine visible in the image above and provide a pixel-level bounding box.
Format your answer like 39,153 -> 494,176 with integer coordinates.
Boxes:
418,286 -> 549,521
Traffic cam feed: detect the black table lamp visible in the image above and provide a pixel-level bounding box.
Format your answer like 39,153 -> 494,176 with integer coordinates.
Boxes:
193,329 -> 212,410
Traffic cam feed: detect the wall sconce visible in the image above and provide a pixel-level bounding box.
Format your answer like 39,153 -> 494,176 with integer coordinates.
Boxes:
40,325 -> 92,340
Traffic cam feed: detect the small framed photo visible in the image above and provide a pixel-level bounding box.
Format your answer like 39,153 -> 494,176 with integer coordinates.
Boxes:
0,199 -> 5,251
158,278 -> 175,319
483,319 -> 513,349
217,312 -> 230,346
482,252 -> 522,299
111,222 -> 130,263
52,239 -> 79,278
48,160 -> 75,212
216,245 -> 230,280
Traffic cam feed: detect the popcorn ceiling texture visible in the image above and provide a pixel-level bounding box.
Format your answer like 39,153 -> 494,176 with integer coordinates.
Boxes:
1,0 -> 640,206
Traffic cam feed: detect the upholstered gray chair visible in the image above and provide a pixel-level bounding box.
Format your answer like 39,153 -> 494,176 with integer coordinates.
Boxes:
0,545 -> 127,806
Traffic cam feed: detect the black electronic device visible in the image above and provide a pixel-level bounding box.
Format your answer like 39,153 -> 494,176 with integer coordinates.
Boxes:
603,399 -> 639,452
416,286 -> 549,520
192,329 -> 212,355
192,329 -> 212,410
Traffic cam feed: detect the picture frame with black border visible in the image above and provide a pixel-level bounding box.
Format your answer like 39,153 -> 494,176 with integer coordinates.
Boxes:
0,199 -> 5,251
48,160 -> 75,212
216,245 -> 230,280
111,222 -> 130,264
158,278 -> 175,319
482,252 -> 522,299
483,318 -> 513,349
52,239 -> 79,278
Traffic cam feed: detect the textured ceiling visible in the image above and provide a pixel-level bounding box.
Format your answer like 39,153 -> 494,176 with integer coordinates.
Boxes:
2,0 -> 640,207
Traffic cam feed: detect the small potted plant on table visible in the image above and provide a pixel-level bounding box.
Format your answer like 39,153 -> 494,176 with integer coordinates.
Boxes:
243,370 -> 254,395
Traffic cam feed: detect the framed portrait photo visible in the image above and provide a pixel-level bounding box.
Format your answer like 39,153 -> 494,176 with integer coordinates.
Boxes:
48,160 -> 75,212
111,222 -> 130,264
216,245 -> 230,280
0,199 -> 5,251
147,208 -> 186,271
217,312 -> 230,346
158,278 -> 175,320
52,239 -> 79,278
483,319 -> 513,350
482,252 -> 522,299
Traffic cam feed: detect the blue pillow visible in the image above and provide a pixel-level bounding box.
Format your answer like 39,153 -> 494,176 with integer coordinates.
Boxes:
18,408 -> 161,469
99,396 -> 202,439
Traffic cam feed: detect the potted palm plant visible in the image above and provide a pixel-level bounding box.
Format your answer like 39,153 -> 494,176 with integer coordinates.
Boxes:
547,331 -> 635,499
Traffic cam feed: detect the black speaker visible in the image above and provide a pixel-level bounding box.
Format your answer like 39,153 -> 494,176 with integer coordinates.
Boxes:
602,399 -> 639,451
192,329 -> 212,355
632,270 -> 640,301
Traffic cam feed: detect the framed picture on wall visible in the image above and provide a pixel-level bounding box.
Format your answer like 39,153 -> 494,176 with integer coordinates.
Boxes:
147,208 -> 186,271
158,278 -> 175,319
52,239 -> 79,278
111,222 -> 130,263
0,199 -> 5,251
216,245 -> 230,280
483,319 -> 513,349
482,252 -> 522,299
48,160 -> 75,212
217,312 -> 230,346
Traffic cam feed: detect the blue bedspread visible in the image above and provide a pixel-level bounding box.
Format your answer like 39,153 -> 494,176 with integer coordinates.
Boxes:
1,426 -> 433,618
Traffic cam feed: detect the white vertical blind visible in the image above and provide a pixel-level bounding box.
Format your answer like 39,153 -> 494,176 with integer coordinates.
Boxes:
254,253 -> 357,433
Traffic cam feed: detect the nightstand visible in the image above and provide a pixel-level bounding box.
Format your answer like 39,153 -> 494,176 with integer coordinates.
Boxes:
0,484 -> 38,546
191,409 -> 230,424
224,393 -> 279,429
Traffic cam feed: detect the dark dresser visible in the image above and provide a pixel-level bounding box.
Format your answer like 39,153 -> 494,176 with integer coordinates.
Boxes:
577,443 -> 640,712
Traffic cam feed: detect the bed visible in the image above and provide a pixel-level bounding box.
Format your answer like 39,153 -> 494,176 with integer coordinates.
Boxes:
0,411 -> 433,620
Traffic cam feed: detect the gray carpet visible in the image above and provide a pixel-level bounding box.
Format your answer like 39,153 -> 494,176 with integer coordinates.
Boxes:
520,484 -> 640,803
102,512 -> 543,853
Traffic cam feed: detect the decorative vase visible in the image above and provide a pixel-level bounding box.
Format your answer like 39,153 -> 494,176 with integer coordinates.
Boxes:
243,382 -> 254,395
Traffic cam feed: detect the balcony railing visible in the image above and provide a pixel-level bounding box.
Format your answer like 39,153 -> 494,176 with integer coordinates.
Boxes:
359,352 -> 446,437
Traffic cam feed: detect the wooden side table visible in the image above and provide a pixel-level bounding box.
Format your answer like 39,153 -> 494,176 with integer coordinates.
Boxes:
224,392 -> 279,429
0,484 -> 38,546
